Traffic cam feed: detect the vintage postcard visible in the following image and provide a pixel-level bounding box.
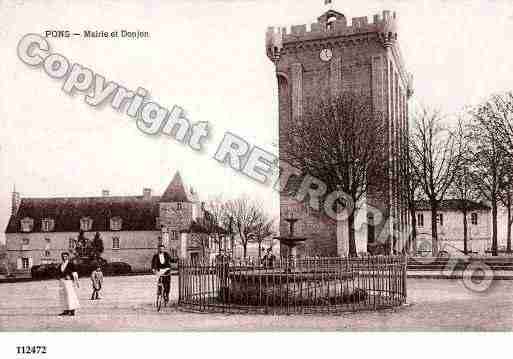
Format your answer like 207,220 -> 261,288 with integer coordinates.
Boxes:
0,0 -> 512,357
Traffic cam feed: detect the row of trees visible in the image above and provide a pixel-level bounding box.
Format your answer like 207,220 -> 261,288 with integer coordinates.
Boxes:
201,197 -> 276,259
408,93 -> 513,256
278,90 -> 513,257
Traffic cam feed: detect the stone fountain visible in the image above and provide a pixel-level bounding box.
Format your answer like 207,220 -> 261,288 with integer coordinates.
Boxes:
274,212 -> 307,266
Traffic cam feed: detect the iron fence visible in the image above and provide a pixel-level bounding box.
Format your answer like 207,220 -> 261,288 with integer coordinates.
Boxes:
178,255 -> 407,314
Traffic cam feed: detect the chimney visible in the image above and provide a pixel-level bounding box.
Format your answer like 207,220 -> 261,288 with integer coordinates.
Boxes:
102,189 -> 110,197
143,188 -> 152,200
11,185 -> 20,216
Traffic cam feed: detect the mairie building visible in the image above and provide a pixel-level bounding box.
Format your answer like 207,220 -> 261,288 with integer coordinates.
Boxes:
4,172 -> 219,274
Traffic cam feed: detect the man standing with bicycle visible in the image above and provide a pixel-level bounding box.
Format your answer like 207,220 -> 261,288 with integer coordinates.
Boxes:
151,244 -> 172,301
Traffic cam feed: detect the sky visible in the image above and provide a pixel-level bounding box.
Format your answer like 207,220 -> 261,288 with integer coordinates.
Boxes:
1,0 -> 513,244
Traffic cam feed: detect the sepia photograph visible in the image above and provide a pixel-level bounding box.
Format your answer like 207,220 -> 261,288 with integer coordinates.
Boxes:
0,0 -> 512,356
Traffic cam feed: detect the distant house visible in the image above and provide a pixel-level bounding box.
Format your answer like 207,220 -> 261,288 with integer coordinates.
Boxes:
414,199 -> 491,255
4,172 -> 225,274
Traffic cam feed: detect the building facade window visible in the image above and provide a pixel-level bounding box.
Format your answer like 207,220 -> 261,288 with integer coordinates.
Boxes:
436,214 -> 444,226
112,237 -> 120,250
110,217 -> 123,231
20,217 -> 34,232
417,213 -> 424,227
44,238 -> 51,257
68,238 -> 75,250
170,248 -> 178,258
171,230 -> 179,241
22,238 -> 30,246
177,202 -> 182,210
21,257 -> 30,269
41,218 -> 55,232
367,214 -> 375,244
80,217 -> 93,232
471,213 -> 478,225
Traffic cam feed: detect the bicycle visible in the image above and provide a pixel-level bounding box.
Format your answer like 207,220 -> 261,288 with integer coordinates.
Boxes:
155,269 -> 171,312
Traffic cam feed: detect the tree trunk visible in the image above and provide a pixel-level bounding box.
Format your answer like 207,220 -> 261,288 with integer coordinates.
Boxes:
409,206 -> 417,255
492,200 -> 498,256
348,211 -> 357,257
243,242 -> 247,258
430,203 -> 439,256
462,209 -> 468,255
258,242 -> 262,259
508,201 -> 512,253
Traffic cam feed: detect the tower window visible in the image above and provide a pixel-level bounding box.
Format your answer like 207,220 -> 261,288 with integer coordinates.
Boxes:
417,213 -> 424,227
471,213 -> 478,225
436,214 -> 444,226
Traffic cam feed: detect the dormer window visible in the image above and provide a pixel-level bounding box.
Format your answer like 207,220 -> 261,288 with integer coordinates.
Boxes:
41,218 -> 55,232
20,218 -> 34,232
327,16 -> 336,31
110,217 -> 123,231
80,217 -> 93,232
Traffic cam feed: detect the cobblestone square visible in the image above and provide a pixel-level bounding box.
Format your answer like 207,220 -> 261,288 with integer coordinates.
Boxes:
0,276 -> 512,331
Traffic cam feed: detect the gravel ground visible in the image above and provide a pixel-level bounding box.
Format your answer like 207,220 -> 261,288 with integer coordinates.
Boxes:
0,275 -> 512,331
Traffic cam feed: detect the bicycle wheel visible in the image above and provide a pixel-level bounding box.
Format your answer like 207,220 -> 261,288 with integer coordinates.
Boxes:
156,286 -> 163,312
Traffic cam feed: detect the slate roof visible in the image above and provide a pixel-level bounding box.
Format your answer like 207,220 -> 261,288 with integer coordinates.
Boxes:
5,172 -> 198,234
5,196 -> 160,233
414,199 -> 490,212
160,172 -> 191,203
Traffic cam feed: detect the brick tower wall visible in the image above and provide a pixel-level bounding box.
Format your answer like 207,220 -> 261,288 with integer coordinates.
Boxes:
269,10 -> 413,256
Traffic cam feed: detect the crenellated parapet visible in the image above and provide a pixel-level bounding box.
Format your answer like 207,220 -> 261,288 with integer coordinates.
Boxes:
266,10 -> 399,63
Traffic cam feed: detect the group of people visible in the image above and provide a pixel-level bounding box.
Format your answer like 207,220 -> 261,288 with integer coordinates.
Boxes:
56,244 -> 172,317
57,252 -> 104,316
56,244 -> 275,316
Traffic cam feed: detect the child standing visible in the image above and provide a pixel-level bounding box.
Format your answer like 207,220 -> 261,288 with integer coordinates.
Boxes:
90,265 -> 104,300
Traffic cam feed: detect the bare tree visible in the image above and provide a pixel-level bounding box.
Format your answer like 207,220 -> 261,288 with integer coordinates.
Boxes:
482,92 -> 513,254
500,182 -> 513,253
446,118 -> 481,255
409,107 -> 461,256
468,98 -> 512,256
223,197 -> 262,258
280,92 -> 387,257
400,144 -> 421,254
203,197 -> 230,253
250,215 -> 275,260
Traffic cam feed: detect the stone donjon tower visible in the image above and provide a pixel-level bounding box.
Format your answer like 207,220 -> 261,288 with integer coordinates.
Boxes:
266,9 -> 413,256
159,172 -> 194,255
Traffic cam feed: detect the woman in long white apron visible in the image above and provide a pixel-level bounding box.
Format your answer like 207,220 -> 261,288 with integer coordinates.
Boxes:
57,252 -> 80,316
